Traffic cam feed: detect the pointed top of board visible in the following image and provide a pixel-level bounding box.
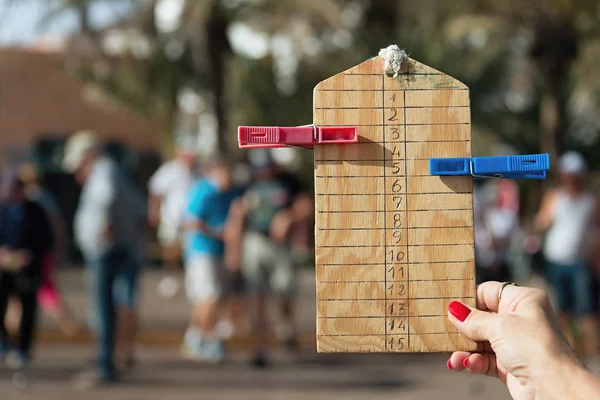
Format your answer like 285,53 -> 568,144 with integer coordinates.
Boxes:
315,55 -> 467,92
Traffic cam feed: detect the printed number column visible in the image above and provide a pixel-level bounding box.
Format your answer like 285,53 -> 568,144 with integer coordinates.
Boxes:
384,88 -> 409,351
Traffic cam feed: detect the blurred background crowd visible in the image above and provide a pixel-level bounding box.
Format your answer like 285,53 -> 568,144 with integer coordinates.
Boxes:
2,0 -> 600,397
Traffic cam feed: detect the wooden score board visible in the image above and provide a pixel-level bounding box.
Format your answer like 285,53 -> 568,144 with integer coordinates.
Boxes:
313,55 -> 478,353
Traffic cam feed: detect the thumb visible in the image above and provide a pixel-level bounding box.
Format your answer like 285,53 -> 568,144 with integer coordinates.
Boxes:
448,301 -> 497,342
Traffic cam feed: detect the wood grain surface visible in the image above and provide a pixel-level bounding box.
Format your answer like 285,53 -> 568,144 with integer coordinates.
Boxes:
313,56 -> 477,353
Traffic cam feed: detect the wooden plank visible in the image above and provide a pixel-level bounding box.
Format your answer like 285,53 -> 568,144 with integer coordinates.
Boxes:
314,159 -> 436,177
317,295 -> 475,318
406,142 -> 471,159
316,264 -> 384,283
315,90 -> 387,108
316,247 -> 386,266
315,109 -> 392,126
406,123 -> 471,142
315,143 -> 404,162
316,211 -> 384,230
317,228 -> 385,247
317,282 -> 386,300
317,335 -> 386,353
405,107 -> 470,125
405,89 -> 470,107
314,56 -> 476,353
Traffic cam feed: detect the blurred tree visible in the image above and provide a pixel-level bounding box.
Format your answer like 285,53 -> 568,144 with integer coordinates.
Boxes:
42,0 -> 600,188
42,0 -> 348,158
354,0 -> 600,172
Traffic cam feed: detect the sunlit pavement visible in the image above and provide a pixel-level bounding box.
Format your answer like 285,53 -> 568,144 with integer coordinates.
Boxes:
37,267 -> 318,346
19,268 -> 536,398
0,346 -> 510,400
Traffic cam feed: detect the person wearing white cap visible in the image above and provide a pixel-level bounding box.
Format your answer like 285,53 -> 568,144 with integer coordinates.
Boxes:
63,131 -> 145,389
148,136 -> 199,298
534,151 -> 599,360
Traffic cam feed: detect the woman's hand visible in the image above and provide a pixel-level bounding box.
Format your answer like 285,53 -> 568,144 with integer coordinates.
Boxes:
447,281 -> 600,400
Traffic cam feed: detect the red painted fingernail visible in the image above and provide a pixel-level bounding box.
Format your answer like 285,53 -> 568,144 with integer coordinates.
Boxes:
448,301 -> 472,322
447,359 -> 453,370
463,358 -> 469,368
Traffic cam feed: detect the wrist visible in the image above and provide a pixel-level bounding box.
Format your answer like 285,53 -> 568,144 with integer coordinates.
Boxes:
560,362 -> 600,400
536,344 -> 587,400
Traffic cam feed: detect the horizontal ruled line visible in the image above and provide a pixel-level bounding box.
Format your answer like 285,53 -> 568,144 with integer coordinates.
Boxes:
387,139 -> 470,143
343,72 -> 445,76
318,314 -> 451,319
316,192 -> 471,196
319,123 -> 470,127
318,226 -> 472,231
354,140 -> 470,144
319,332 -> 464,337
320,260 -> 473,266
316,88 -> 468,92
317,208 -> 471,213
317,210 -> 387,214
315,158 -> 461,162
317,243 -> 473,248
319,296 -> 475,301
319,278 -> 472,283
316,175 -> 391,178
315,105 -> 469,110
315,174 -> 435,178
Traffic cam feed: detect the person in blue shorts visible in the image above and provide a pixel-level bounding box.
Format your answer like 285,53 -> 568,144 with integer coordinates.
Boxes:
182,159 -> 241,363
534,151 -> 599,359
64,131 -> 146,389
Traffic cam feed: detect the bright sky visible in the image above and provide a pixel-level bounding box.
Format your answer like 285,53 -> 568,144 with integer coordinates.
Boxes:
0,0 -> 133,45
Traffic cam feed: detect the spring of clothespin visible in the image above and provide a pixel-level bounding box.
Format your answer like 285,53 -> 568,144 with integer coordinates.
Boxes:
429,154 -> 550,180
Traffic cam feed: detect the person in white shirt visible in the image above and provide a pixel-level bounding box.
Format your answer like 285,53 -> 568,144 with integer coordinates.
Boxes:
148,138 -> 198,297
63,131 -> 145,389
534,151 -> 599,359
474,180 -> 520,283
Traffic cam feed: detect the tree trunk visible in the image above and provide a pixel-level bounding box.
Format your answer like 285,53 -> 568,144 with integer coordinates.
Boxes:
206,0 -> 231,156
78,3 -> 91,34
530,14 -> 578,179
539,83 -> 562,167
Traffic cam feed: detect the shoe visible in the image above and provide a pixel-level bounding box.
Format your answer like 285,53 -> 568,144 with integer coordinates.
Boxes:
180,341 -> 204,362
283,335 -> 299,352
116,355 -> 136,373
215,320 -> 236,340
198,340 -> 225,364
251,352 -> 268,369
71,368 -> 118,391
157,276 -> 181,299
6,351 -> 27,370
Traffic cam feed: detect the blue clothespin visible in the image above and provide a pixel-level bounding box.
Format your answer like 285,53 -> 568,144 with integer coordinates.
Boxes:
429,154 -> 550,180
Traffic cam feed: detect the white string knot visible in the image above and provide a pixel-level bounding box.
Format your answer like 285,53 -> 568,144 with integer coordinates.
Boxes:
378,45 -> 408,77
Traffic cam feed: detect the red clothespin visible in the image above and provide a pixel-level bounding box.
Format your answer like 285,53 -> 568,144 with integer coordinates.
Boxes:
237,124 -> 358,149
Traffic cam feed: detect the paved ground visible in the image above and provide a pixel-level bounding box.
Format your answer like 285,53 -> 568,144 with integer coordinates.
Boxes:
4,267 -> 554,398
0,346 -> 510,400
36,267 -> 317,344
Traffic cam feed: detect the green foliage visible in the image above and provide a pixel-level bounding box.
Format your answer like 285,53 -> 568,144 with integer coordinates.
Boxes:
44,0 -> 600,172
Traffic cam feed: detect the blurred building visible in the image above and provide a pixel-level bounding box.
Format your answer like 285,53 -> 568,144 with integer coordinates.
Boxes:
0,47 -> 160,165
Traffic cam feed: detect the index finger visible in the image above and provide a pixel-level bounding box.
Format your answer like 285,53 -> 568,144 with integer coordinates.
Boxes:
476,281 -> 522,313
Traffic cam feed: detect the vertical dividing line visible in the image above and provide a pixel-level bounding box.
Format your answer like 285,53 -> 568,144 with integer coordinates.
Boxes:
382,74 -> 387,349
402,90 -> 410,348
